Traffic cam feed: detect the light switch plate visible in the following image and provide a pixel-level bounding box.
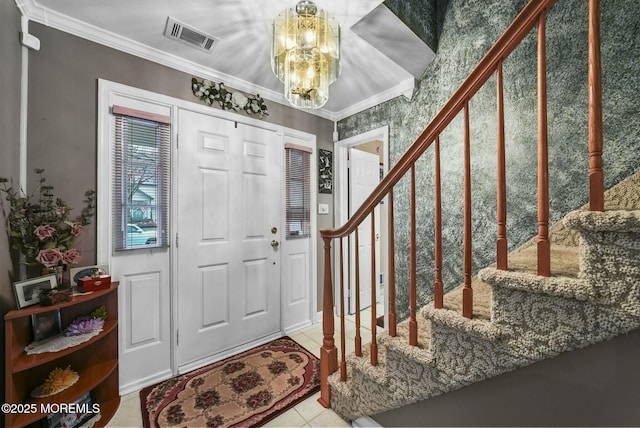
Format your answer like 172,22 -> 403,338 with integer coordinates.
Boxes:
318,203 -> 329,215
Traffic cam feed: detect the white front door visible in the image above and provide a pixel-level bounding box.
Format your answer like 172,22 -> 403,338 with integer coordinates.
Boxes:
176,110 -> 281,368
349,148 -> 380,313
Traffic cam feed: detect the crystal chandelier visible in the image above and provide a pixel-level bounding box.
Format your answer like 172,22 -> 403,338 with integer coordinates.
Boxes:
272,0 -> 341,109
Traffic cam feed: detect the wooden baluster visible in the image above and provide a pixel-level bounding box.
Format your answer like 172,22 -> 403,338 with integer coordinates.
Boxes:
387,189 -> 397,337
496,61 -> 508,271
434,135 -> 444,309
463,101 -> 473,319
537,11 -> 551,277
318,237 -> 337,408
354,228 -> 362,357
370,210 -> 378,366
339,238 -> 347,381
409,164 -> 418,346
588,0 -> 604,211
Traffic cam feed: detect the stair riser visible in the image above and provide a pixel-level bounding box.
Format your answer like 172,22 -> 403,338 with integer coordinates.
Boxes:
385,347 -> 442,402
580,233 -> 640,304
429,321 -> 516,384
492,288 -> 602,358
330,371 -> 405,419
327,380 -> 358,421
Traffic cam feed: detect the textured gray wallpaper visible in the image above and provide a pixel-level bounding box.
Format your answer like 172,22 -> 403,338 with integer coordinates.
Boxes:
338,0 -> 640,321
384,0 -> 438,50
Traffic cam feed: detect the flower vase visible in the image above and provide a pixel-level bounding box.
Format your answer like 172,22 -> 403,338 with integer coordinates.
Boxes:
42,265 -> 65,286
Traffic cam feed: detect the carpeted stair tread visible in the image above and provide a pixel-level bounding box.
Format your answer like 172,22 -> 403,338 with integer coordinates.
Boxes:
479,266 -> 594,301
347,342 -> 388,381
441,278 -> 492,320
422,306 -> 502,341
437,245 -> 579,321
564,209 -> 640,234
508,244 -> 580,278
380,315 -> 434,365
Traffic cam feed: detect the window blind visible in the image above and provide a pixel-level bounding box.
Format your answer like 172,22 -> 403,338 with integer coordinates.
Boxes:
113,105 -> 171,250
285,145 -> 312,239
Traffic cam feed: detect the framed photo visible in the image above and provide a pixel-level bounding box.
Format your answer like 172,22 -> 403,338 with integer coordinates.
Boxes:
43,391 -> 97,428
31,310 -> 62,342
319,149 -> 333,194
69,265 -> 109,286
13,274 -> 57,309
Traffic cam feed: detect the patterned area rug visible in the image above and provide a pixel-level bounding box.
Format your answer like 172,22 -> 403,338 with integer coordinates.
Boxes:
140,337 -> 320,427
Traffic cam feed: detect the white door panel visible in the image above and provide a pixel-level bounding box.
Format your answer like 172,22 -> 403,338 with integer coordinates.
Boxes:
113,248 -> 172,392
177,111 -> 280,368
349,148 -> 380,314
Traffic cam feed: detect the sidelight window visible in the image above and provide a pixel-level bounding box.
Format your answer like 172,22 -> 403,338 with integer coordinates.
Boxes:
285,144 -> 312,239
113,106 -> 170,250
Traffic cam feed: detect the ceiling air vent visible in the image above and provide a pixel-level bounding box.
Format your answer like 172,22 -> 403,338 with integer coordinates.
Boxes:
163,17 -> 218,52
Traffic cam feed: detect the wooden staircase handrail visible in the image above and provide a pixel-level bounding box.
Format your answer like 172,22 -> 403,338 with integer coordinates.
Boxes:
318,0 -> 608,410
320,0 -> 557,241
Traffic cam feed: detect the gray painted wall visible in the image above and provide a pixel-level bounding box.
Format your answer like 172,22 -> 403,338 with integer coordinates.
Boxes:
3,21 -> 333,313
338,0 -> 640,321
0,0 -> 23,403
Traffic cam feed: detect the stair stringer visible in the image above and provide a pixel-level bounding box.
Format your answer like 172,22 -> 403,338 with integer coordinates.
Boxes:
328,210 -> 640,421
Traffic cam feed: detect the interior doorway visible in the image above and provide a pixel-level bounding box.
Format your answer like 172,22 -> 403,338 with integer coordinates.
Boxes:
335,126 -> 389,322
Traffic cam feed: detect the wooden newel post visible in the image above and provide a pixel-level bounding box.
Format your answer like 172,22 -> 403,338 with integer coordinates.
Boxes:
318,236 -> 338,408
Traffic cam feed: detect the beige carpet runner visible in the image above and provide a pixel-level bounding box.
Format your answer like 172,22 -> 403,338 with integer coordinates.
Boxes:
140,337 -> 319,427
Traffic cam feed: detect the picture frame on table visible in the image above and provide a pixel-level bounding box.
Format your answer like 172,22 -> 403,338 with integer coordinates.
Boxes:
13,274 -> 57,309
69,265 -> 109,287
31,310 -> 62,342
43,391 -> 98,428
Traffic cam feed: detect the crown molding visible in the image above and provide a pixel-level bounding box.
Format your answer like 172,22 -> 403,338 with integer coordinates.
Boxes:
332,77 -> 415,121
17,1 -> 287,100
15,0 -> 415,124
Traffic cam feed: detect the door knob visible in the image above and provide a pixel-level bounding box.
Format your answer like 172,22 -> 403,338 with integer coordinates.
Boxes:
271,240 -> 280,248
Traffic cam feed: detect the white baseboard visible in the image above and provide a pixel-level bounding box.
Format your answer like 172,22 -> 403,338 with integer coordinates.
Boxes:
352,416 -> 383,427
284,320 -> 313,334
119,369 -> 173,396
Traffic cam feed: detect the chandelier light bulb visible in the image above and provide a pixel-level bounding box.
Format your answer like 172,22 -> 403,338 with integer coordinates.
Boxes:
271,0 -> 341,109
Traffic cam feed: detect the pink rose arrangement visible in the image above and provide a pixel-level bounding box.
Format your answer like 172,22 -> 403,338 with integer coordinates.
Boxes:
0,169 -> 95,270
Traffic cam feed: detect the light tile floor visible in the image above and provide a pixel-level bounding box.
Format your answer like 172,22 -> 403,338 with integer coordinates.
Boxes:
107,304 -> 384,427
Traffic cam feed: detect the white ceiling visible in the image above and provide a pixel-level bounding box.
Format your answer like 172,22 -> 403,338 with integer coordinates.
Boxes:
16,0 -> 428,121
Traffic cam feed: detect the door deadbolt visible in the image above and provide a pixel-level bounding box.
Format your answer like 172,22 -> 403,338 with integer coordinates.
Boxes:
271,227 -> 278,234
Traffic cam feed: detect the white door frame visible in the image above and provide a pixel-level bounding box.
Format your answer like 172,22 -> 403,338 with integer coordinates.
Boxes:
97,79 -> 317,393
335,126 -> 389,321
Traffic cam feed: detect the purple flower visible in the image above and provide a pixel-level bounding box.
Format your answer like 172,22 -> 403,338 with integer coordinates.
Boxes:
65,316 -> 104,336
